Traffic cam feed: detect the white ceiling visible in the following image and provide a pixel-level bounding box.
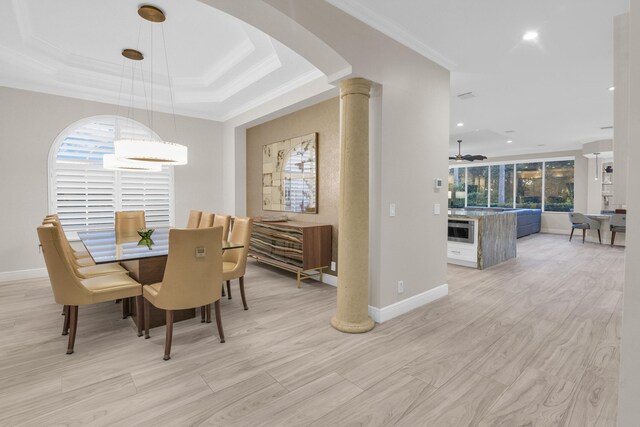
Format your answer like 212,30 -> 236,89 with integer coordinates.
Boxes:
0,0 -> 322,121
328,0 -> 629,158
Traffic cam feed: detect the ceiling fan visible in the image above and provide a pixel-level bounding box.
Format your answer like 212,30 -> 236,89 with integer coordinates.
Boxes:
449,139 -> 487,162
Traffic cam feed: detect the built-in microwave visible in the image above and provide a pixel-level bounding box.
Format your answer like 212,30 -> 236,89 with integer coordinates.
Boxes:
448,219 -> 475,244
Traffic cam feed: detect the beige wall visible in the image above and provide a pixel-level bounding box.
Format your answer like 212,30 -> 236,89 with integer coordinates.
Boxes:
246,97 -> 340,275
0,86 -> 224,276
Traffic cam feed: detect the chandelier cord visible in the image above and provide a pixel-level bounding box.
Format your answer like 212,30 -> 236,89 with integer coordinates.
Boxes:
161,23 -> 178,141
115,56 -> 127,138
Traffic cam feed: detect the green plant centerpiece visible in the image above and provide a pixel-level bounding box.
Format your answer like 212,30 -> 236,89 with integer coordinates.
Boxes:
137,228 -> 155,250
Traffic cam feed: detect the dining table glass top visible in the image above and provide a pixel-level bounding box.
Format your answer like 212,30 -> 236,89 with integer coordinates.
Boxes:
77,227 -> 243,264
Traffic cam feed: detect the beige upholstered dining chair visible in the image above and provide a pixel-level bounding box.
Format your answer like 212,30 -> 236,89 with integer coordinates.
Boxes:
223,217 -> 253,310
213,214 -> 231,241
198,212 -> 215,228
37,224 -> 144,354
42,218 -> 128,278
186,210 -> 202,228
43,217 -> 93,267
568,212 -> 601,244
115,211 -> 146,234
45,214 -> 90,259
143,227 -> 225,360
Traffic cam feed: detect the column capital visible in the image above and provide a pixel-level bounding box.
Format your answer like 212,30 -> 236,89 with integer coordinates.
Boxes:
340,78 -> 372,99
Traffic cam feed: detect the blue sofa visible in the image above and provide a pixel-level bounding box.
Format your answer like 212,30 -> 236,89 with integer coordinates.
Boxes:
466,207 -> 542,238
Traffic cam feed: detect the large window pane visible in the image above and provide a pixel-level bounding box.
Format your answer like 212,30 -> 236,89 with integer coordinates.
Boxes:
490,164 -> 514,207
545,160 -> 574,212
466,166 -> 488,207
448,167 -> 465,208
516,162 -> 543,208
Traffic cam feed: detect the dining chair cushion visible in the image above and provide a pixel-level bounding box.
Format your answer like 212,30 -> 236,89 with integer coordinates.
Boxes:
222,217 -> 253,282
145,227 -> 223,310
213,214 -> 231,241
571,223 -> 589,230
115,211 -> 146,234
81,274 -> 141,304
611,225 -> 626,232
198,212 -> 215,228
74,257 -> 95,267
38,224 -> 141,306
186,210 -> 203,228
76,263 -> 129,279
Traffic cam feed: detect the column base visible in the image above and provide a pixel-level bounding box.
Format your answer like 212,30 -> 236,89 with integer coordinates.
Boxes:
330,314 -> 375,333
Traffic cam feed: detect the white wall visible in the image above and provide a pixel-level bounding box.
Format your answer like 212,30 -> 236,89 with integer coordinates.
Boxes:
618,4 -> 640,425
614,13 -> 629,208
0,86 -> 224,277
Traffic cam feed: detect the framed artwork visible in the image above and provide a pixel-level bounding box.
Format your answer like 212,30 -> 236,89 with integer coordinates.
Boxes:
262,133 -> 317,213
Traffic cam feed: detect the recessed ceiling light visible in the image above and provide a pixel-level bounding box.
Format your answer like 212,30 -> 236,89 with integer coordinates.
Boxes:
523,31 -> 539,41
507,140 -> 513,144
456,122 -> 464,127
608,86 -> 615,91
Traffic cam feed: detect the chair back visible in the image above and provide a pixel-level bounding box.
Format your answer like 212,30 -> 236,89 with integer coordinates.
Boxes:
37,224 -> 91,305
153,227 -> 223,310
568,212 -> 587,225
42,218 -> 79,265
186,210 -> 202,228
610,213 -> 626,228
115,211 -> 146,234
198,212 -> 215,228
223,217 -> 253,275
213,214 -> 231,240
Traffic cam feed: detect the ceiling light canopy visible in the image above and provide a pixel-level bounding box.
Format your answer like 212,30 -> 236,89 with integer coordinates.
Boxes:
456,122 -> 464,127
507,140 -> 513,144
111,4 -> 188,169
608,86 -> 615,91
522,31 -> 539,41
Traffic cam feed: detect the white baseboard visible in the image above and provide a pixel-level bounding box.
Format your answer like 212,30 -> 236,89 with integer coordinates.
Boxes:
368,283 -> 448,323
0,268 -> 47,283
309,271 -> 337,287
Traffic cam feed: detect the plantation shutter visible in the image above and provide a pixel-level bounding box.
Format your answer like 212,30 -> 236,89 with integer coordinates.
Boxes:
50,117 -> 173,235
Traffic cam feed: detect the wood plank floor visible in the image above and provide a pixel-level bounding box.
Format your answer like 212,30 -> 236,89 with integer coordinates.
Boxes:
0,234 -> 623,426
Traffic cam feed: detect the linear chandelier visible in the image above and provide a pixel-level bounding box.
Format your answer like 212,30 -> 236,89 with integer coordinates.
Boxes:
108,4 -> 188,170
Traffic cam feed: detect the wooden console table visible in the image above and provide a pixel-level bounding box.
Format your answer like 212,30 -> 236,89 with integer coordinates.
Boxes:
249,220 -> 332,287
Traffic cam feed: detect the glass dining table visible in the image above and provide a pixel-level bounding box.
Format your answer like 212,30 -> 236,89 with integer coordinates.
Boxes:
77,227 -> 243,328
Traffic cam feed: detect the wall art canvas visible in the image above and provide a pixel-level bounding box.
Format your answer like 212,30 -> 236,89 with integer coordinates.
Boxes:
262,133 -> 317,213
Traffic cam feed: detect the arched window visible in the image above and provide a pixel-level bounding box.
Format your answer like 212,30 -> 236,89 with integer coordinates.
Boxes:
48,115 -> 174,235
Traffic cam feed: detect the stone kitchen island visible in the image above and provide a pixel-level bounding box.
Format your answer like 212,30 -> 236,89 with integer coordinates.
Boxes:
448,209 -> 517,270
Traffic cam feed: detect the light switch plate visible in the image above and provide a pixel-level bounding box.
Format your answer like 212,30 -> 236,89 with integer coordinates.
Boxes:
390,203 -> 396,217
434,203 -> 441,215
331,261 -> 336,271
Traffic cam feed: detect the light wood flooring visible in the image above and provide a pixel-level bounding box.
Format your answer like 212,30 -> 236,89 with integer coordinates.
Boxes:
0,234 -> 623,426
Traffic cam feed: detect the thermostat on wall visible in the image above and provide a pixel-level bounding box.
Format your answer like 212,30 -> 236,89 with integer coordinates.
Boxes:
433,178 -> 443,190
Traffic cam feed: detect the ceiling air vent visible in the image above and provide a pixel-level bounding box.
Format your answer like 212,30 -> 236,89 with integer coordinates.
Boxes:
457,91 -> 476,100
600,126 -> 614,130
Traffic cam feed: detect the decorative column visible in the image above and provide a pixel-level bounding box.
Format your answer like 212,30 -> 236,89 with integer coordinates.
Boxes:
331,78 -> 374,333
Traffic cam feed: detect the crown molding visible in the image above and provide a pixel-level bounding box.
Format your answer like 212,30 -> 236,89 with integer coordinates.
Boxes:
325,0 -> 457,70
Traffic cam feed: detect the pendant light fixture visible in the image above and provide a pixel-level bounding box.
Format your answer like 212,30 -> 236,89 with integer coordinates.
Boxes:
103,154 -> 162,172
594,152 -> 600,181
112,5 -> 188,167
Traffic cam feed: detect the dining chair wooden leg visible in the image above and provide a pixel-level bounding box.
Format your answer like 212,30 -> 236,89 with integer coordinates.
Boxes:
239,276 -> 248,310
611,231 -> 617,246
67,306 -> 78,355
144,299 -> 151,339
135,296 -> 144,337
226,280 -> 232,300
221,286 -> 226,297
201,306 -> 206,323
164,310 -> 174,361
206,304 -> 212,323
569,228 -> 574,242
597,229 -> 602,244
582,229 -> 586,243
214,300 -> 225,343
62,305 -> 70,336
122,297 -> 129,319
